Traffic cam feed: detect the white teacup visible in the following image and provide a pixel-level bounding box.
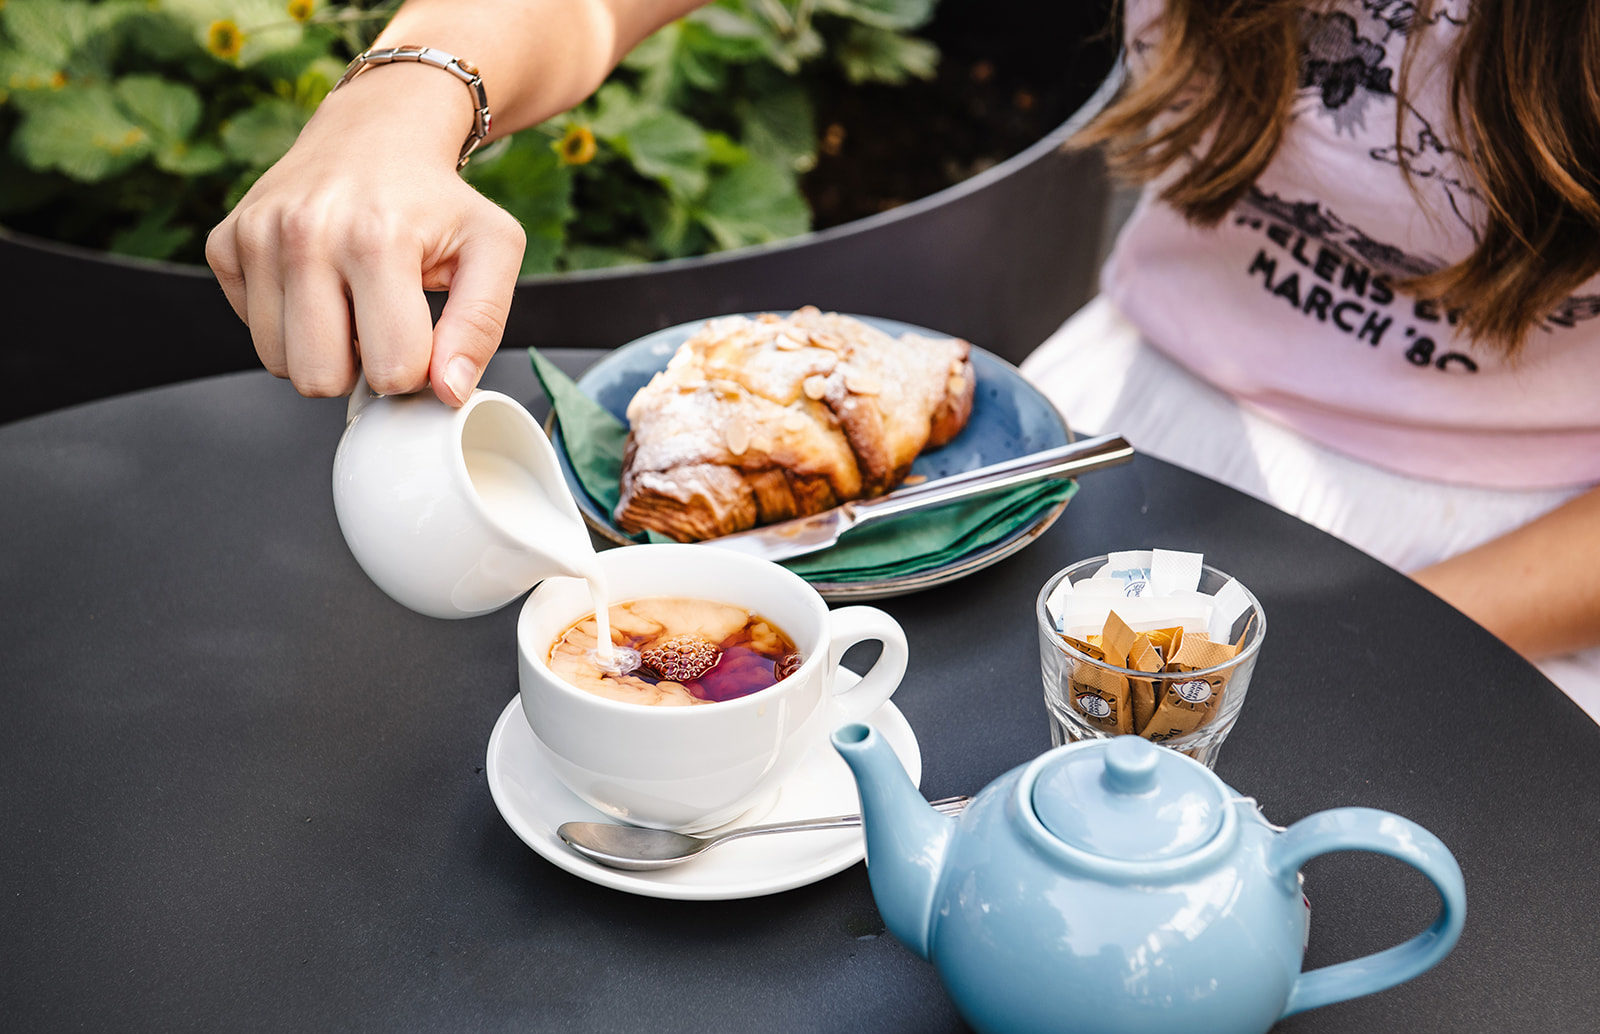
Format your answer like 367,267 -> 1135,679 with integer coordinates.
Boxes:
517,544 -> 909,832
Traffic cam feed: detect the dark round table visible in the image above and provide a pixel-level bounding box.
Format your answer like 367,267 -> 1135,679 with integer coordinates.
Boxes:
3,352 -> 1596,1033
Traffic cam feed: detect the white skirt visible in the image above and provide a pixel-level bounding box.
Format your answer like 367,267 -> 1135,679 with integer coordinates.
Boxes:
1020,296 -> 1600,724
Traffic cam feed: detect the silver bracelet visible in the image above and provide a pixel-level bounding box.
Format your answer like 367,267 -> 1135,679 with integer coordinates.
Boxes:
332,45 -> 492,169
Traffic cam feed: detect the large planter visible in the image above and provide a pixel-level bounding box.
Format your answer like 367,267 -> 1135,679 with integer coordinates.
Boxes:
1,32 -> 1116,425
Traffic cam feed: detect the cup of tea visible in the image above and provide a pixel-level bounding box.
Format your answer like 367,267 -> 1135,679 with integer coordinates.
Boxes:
516,543 -> 909,831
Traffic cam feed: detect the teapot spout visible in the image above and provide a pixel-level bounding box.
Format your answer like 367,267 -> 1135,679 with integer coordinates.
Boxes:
832,722 -> 953,960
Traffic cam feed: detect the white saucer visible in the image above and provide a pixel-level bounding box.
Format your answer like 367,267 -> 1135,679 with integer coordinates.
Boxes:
485,668 -> 922,901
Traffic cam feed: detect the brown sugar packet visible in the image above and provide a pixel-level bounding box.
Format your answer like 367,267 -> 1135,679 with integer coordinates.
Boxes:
1068,657 -> 1132,734
1125,637 -> 1164,735
1100,610 -> 1140,662
1141,626 -> 1184,663
1060,634 -> 1106,662
1142,634 -> 1240,743
1065,610 -> 1139,735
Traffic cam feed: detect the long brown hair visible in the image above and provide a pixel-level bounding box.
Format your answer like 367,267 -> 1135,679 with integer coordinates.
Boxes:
1075,0 -> 1600,355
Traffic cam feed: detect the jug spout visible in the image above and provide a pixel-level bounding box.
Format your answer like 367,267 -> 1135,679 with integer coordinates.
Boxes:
832,723 -> 952,960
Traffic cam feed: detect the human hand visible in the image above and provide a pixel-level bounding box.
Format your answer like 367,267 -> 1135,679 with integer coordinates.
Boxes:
206,66 -> 525,405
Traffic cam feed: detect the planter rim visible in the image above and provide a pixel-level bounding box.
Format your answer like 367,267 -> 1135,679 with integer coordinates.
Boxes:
0,66 -> 1121,285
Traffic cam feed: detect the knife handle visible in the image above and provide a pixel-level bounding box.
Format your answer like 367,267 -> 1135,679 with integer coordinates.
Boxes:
849,433 -> 1135,528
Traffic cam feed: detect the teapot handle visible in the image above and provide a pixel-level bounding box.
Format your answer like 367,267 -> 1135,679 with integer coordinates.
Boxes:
1271,807 -> 1466,1018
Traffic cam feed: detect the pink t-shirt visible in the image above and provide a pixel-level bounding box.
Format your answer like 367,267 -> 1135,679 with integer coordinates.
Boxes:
1102,0 -> 1600,489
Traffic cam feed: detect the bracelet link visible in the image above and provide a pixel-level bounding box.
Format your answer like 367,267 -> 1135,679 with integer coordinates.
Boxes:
333,44 -> 492,170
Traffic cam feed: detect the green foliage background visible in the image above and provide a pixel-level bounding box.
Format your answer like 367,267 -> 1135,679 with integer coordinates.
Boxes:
0,0 -> 940,273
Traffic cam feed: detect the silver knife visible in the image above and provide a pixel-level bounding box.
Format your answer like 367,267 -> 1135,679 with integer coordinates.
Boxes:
702,433 -> 1134,563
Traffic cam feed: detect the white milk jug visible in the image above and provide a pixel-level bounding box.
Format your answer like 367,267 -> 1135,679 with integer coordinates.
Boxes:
332,378 -> 601,619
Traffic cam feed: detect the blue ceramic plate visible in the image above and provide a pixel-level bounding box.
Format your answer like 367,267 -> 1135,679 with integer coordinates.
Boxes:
549,315 -> 1072,601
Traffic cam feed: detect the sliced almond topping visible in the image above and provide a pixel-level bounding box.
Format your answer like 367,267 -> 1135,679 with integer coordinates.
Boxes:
948,373 -> 967,396
802,374 -> 830,400
844,370 -> 881,395
724,416 -> 751,455
773,333 -> 804,351
711,378 -> 743,400
783,409 -> 808,431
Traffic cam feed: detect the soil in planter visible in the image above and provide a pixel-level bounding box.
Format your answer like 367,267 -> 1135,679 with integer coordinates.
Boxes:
804,0 -> 1117,229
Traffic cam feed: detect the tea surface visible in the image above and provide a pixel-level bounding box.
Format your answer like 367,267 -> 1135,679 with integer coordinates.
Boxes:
549,597 -> 799,706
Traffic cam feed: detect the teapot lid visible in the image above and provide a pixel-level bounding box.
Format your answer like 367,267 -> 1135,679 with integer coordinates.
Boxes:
1030,736 -> 1226,862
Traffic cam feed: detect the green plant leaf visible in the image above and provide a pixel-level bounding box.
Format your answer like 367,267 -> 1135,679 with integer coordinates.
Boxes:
0,47 -> 61,94
561,244 -> 649,272
249,33 -> 329,84
836,24 -> 938,85
639,189 -> 701,259
117,8 -> 204,63
682,7 -> 769,64
10,83 -> 151,181
587,83 -> 713,198
696,157 -> 809,251
704,131 -> 747,168
627,7 -> 768,102
224,166 -> 264,210
115,75 -> 203,142
108,202 -> 193,260
814,0 -> 938,31
735,78 -> 816,173
463,135 -> 574,276
156,140 -> 229,176
0,0 -> 120,76
219,96 -> 305,169
752,21 -> 823,74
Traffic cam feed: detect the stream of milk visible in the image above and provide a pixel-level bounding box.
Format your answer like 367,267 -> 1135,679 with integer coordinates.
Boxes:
464,448 -> 628,668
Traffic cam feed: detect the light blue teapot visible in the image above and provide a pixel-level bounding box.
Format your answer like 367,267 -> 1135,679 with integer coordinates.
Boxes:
832,724 -> 1465,1034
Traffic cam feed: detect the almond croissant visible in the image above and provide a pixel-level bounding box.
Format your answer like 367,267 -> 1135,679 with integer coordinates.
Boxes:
615,308 -> 976,542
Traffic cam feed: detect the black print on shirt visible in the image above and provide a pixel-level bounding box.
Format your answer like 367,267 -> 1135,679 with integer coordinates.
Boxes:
1233,208 -> 1480,374
1228,1 -> 1600,344
1299,10 -> 1392,131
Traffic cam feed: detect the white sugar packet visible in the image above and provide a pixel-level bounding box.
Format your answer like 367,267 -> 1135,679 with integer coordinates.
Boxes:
1059,594 -> 1213,639
1149,549 -> 1204,596
1103,550 -> 1154,597
1206,577 -> 1253,644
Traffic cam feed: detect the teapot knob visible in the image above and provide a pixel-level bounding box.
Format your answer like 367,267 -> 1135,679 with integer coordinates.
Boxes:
1101,736 -> 1160,795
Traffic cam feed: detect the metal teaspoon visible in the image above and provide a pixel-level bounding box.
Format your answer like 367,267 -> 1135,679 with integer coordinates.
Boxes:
557,795 -> 972,871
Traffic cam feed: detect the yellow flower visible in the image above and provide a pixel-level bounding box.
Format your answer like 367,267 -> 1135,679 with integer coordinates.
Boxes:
556,125 -> 597,165
50,70 -> 68,89
206,19 -> 243,60
287,0 -> 314,23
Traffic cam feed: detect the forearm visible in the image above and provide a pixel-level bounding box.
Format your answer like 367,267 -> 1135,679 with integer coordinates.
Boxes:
1413,485 -> 1600,659
353,0 -> 706,145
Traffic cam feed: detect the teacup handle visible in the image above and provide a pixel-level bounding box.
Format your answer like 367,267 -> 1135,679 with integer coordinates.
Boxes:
825,606 -> 909,723
1271,807 -> 1467,1018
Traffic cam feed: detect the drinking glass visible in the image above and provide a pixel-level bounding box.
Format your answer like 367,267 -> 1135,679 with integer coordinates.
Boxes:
1034,555 -> 1266,769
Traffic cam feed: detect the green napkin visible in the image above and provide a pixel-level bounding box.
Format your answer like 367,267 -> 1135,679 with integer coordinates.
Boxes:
530,347 -> 1076,583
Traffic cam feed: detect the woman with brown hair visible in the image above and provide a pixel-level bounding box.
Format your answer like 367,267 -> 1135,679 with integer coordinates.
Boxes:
205,0 -> 1600,718
1021,0 -> 1600,720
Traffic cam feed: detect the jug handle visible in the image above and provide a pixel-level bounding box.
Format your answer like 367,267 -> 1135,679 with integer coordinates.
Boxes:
1270,807 -> 1466,1018
346,372 -> 376,425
